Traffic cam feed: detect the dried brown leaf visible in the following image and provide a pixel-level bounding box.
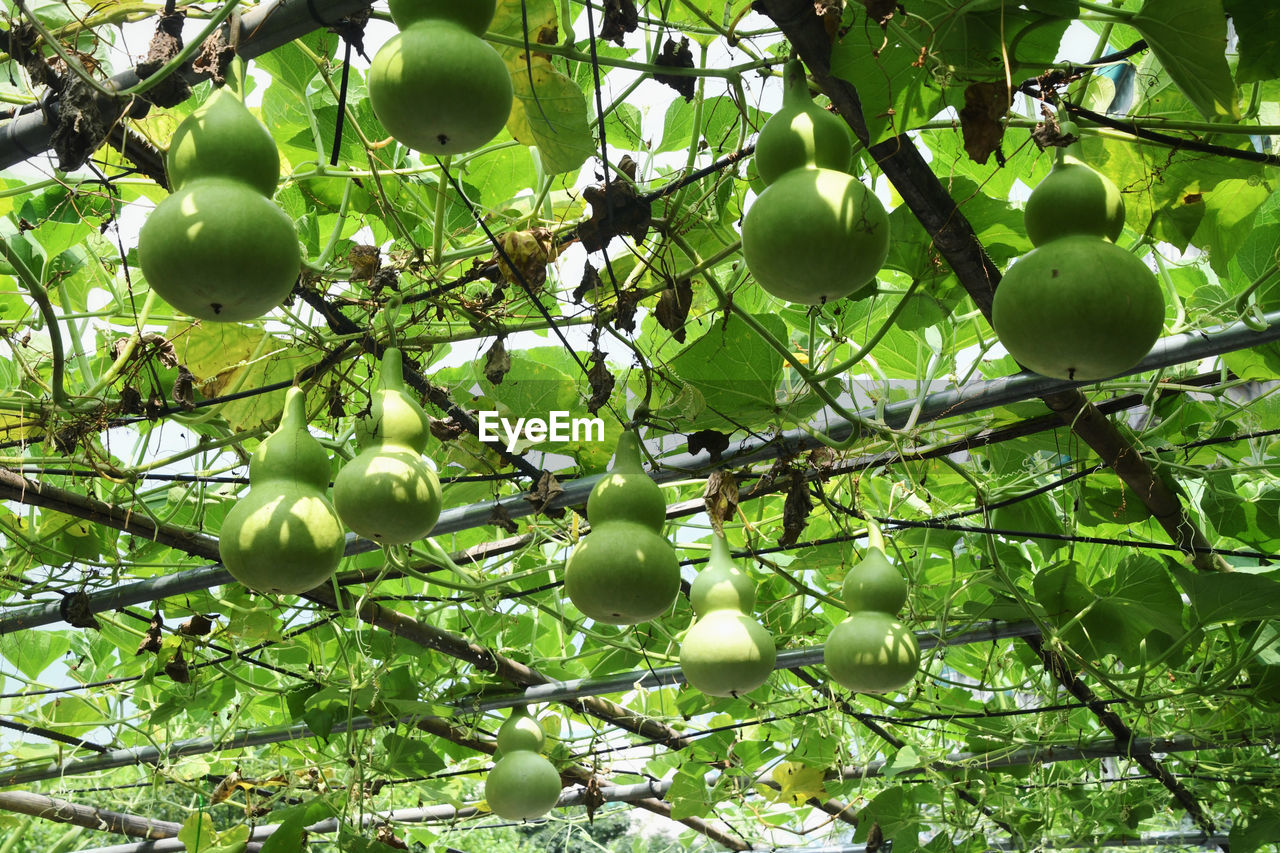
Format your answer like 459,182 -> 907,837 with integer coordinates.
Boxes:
654,38 -> 695,100
779,470 -> 812,547
959,81 -> 1012,165
704,470 -> 740,534
655,279 -> 694,343
136,611 -> 164,655
484,338 -> 511,385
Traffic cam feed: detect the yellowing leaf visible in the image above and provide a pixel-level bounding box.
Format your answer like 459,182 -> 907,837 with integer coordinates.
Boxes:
505,58 -> 596,176
770,761 -> 827,805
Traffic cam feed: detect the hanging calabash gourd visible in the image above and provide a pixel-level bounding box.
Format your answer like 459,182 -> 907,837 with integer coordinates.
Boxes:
563,431 -> 680,625
138,85 -> 300,322
742,58 -> 889,305
368,0 -> 514,155
992,120 -> 1164,381
484,707 -> 562,820
679,534 -> 777,697
332,348 -> 443,544
824,527 -> 920,693
218,387 -> 346,594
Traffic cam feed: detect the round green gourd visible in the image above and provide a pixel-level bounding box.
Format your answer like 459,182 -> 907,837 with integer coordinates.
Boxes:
584,430 -> 666,532
218,387 -> 346,595
742,167 -> 890,305
841,546 -> 907,615
388,0 -> 494,33
991,234 -> 1164,381
333,348 -> 443,545
564,519 -> 680,625
679,535 -> 776,697
485,748 -> 562,820
754,59 -> 853,185
368,16 -> 512,156
138,180 -> 301,323
166,88 -> 280,197
824,611 -> 921,694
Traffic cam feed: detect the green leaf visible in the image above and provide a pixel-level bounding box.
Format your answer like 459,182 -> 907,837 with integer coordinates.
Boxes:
1175,566 -> 1280,625
1224,0 -> 1280,82
832,18 -> 946,145
1194,177 -> 1272,275
854,787 -> 921,853
669,313 -> 786,427
0,629 -> 69,682
375,732 -> 447,777
666,766 -> 711,819
1131,0 -> 1240,120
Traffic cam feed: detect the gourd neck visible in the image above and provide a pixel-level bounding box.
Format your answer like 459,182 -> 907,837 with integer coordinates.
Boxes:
611,430 -> 647,475
780,59 -> 810,110
1056,120 -> 1084,167
249,386 -> 331,489
691,534 -> 756,616
360,348 -> 429,453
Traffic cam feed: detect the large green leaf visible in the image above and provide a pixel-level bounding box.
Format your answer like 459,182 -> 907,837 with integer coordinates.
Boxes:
1224,0 -> 1280,82
669,312 -> 786,428
1132,0 -> 1241,120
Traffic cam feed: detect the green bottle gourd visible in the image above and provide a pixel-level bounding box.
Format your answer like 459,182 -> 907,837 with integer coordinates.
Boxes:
824,533 -> 920,694
138,86 -> 301,322
992,120 -> 1163,381
753,59 -> 853,186
368,0 -> 513,155
484,707 -> 562,820
679,534 -> 777,697
218,386 -> 346,594
563,431 -> 680,625
332,348 -> 443,545
742,59 -> 889,305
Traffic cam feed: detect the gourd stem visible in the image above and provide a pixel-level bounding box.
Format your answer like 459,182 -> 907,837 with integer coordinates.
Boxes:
611,430 -> 646,474
379,347 -> 404,392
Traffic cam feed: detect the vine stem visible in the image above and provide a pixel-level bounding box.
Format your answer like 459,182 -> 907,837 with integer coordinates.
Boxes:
0,238 -> 73,411
810,278 -> 924,381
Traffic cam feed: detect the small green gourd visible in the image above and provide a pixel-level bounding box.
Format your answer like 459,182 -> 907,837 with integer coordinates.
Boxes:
138,86 -> 300,322
332,348 -> 443,545
484,707 -> 562,820
563,431 -> 680,625
368,0 -> 513,155
824,529 -> 920,693
679,534 -> 777,697
218,387 -> 346,594
754,59 -> 853,186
